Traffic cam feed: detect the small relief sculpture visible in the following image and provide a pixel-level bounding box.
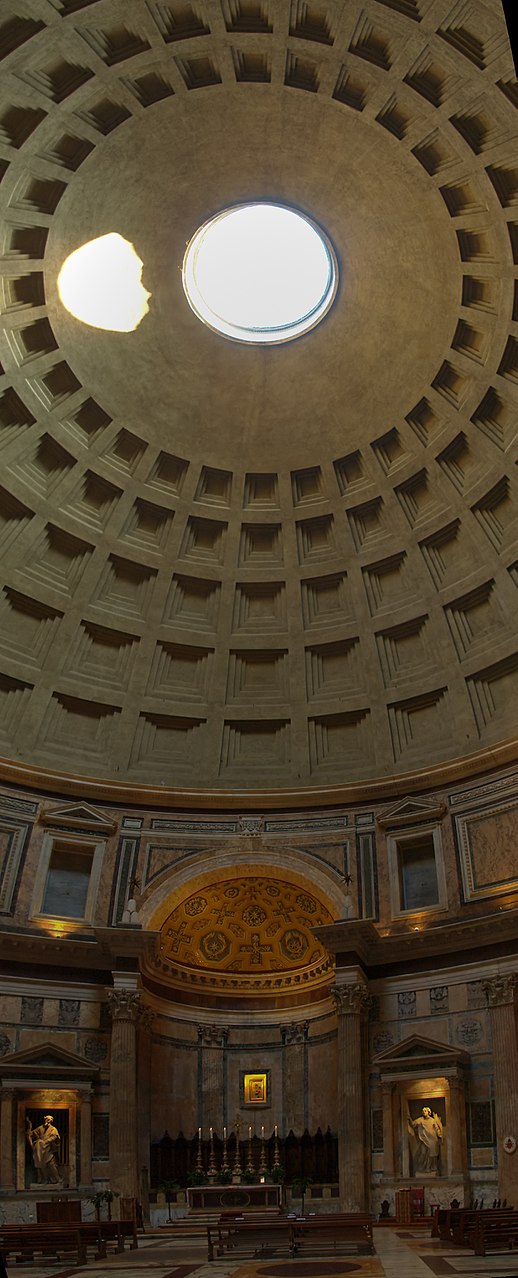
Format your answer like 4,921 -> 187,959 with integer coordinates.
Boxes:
408,1105 -> 444,1174
26,1114 -> 61,1184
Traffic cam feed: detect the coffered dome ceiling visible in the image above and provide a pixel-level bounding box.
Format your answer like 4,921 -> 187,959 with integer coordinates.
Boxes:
0,0 -> 516,793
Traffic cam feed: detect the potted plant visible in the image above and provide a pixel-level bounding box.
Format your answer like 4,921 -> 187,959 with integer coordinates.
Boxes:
242,1168 -> 256,1184
89,1189 -> 118,1221
160,1180 -> 181,1222
291,1176 -> 313,1216
188,1168 -> 208,1186
219,1167 -> 232,1184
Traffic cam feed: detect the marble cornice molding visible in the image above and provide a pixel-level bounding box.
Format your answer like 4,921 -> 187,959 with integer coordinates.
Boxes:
314,909 -> 518,968
0,738 -> 516,811
482,972 -> 518,1006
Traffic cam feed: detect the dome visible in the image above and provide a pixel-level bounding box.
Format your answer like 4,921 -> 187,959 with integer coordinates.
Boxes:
0,0 -> 516,800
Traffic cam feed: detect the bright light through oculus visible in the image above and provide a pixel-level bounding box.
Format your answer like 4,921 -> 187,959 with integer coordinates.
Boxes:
182,203 -> 338,344
57,233 -> 150,332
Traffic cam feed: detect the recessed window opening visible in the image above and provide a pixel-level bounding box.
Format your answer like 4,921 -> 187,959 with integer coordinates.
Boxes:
41,841 -> 94,919
182,202 -> 338,344
398,834 -> 439,912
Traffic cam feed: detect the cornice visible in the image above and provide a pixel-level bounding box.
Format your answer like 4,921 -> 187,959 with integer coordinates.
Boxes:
0,739 -> 516,812
313,908 -> 518,968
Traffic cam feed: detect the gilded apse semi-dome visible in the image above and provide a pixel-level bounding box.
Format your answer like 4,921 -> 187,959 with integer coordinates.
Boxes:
149,871 -> 335,1002
0,0 -> 516,796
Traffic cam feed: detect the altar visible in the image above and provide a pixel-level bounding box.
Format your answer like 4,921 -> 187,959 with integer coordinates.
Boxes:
187,1183 -> 281,1212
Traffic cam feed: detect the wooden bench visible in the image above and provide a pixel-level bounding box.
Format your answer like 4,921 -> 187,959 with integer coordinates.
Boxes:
0,1218 -> 138,1265
293,1212 -> 373,1255
0,1224 -> 87,1266
208,1211 -> 373,1262
471,1214 -> 518,1256
453,1208 -> 516,1246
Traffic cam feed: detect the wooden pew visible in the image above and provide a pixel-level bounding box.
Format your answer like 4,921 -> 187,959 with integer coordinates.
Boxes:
0,1224 -> 87,1267
0,1218 -> 138,1265
453,1207 -> 516,1246
471,1213 -> 518,1256
208,1211 -> 374,1262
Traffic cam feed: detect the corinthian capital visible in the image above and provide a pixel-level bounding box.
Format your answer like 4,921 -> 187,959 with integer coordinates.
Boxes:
106,989 -> 141,1021
482,973 -> 518,1007
332,982 -> 371,1015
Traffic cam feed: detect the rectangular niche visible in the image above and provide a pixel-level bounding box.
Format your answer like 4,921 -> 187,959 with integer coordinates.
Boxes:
30,831 -> 105,925
387,826 -> 447,918
296,515 -> 335,564
454,797 -> 518,903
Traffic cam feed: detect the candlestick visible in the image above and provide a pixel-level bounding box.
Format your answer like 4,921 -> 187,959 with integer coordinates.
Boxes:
273,1124 -> 280,1169
259,1122 -> 267,1175
208,1123 -> 217,1180
222,1124 -> 230,1175
196,1126 -> 203,1172
246,1122 -> 254,1176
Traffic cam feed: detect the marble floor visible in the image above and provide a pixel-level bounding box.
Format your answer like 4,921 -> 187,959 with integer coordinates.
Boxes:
3,1226 -> 518,1278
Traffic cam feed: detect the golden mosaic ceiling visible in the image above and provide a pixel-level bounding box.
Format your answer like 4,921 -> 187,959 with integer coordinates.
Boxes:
0,0 -> 516,796
153,874 -> 335,999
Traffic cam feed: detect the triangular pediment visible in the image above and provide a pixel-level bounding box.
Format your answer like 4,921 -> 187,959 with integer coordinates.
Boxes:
0,1040 -> 99,1080
40,803 -> 116,835
377,796 -> 446,828
373,1033 -> 468,1071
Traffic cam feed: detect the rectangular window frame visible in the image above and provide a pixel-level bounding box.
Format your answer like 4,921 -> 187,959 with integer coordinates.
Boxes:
387,823 -> 448,920
30,831 -> 104,925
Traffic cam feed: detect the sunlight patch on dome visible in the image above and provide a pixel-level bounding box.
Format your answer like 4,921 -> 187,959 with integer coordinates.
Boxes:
57,233 -> 150,332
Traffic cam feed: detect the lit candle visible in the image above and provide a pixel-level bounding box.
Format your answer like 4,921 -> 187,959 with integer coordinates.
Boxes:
198,1126 -> 202,1140
209,1126 -> 213,1139
274,1124 -> 278,1137
261,1125 -> 265,1139
223,1126 -> 227,1140
248,1124 -> 252,1138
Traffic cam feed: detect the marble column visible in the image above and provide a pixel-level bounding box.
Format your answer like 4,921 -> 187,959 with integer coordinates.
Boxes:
78,1088 -> 93,1189
332,980 -> 371,1210
381,1081 -> 396,1179
447,1073 -> 467,1176
107,987 -> 141,1200
0,1088 -> 15,1190
137,1006 -> 155,1220
282,1022 -> 308,1134
198,1025 -> 228,1131
483,973 -> 518,1203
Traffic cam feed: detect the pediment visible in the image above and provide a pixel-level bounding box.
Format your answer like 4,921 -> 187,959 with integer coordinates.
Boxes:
373,1033 -> 468,1071
377,796 -> 446,828
0,1040 -> 99,1080
40,802 -> 116,835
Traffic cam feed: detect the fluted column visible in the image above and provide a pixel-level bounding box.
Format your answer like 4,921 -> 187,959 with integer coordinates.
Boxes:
107,987 -> 141,1200
282,1022 -> 308,1134
447,1074 -> 467,1176
78,1088 -> 93,1188
0,1089 -> 15,1190
138,1006 -> 155,1220
483,973 -> 518,1202
381,1081 -> 396,1178
198,1025 -> 228,1130
332,980 -> 371,1210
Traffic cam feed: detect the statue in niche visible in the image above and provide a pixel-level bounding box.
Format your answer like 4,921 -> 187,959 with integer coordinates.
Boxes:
408,1104 -> 444,1174
25,1114 -> 62,1184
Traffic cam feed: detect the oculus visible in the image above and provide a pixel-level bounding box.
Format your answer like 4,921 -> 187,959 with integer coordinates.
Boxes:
182,202 -> 338,344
